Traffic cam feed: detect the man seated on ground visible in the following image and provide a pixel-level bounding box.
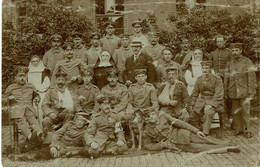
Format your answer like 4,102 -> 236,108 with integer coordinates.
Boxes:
101,68 -> 128,120
42,69 -> 75,133
49,112 -> 89,158
190,61 -> 228,136
158,66 -> 190,122
128,69 -> 159,117
84,94 -> 128,158
143,110 -> 240,154
3,66 -> 44,143
74,67 -> 100,115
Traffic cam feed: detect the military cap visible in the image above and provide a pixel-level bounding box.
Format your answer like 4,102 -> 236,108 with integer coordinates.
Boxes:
134,69 -> 147,76
90,32 -> 101,39
62,42 -> 74,50
201,61 -> 212,67
96,94 -> 110,104
166,66 -> 178,73
72,31 -> 82,38
15,66 -> 29,75
107,68 -> 119,77
132,19 -> 142,27
55,68 -> 67,78
120,33 -> 130,39
50,34 -> 62,41
162,47 -> 174,54
230,43 -> 242,49
130,40 -> 143,47
74,112 -> 89,121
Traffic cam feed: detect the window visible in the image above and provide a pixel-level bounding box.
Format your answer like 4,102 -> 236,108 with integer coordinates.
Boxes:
95,0 -> 124,35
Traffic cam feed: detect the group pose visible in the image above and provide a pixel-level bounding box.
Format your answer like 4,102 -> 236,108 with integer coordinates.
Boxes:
3,20 -> 257,158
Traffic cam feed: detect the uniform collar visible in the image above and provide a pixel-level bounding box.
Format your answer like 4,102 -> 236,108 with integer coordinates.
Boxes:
107,83 -> 118,90
55,86 -> 66,93
134,32 -> 143,38
150,43 -> 159,48
65,57 -> 74,62
74,44 -> 83,50
136,82 -> 146,88
162,60 -> 175,67
106,34 -> 115,39
90,46 -> 101,51
84,84 -> 93,90
121,46 -> 130,51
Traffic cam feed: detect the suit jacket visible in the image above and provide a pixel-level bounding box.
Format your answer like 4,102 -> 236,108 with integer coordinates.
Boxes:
123,52 -> 157,84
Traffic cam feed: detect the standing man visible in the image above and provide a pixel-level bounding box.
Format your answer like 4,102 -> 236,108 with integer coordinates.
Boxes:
130,19 -> 149,48
85,32 -> 102,66
190,61 -> 225,136
224,43 -> 256,138
158,66 -> 190,122
43,34 -> 64,74
42,70 -> 75,132
73,67 -> 100,114
84,94 -> 128,158
209,35 -> 232,79
112,34 -> 133,83
100,23 -> 121,56
157,48 -> 182,84
174,38 -> 193,70
72,31 -> 87,61
101,68 -> 128,120
124,40 -> 156,85
143,31 -> 165,67
51,42 -> 87,90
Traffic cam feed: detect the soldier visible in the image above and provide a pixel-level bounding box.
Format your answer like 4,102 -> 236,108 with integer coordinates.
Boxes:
130,19 -> 149,48
208,35 -> 232,79
42,70 -> 75,132
3,66 -> 44,142
84,94 -> 128,158
43,34 -> 65,73
224,43 -> 256,138
85,32 -> 102,66
100,23 -> 121,56
157,47 -> 182,84
101,68 -> 128,120
112,34 -> 133,83
143,110 -> 240,153
73,67 -> 100,114
51,42 -> 87,90
124,40 -> 157,85
128,69 -> 159,113
49,112 -> 88,158
72,31 -> 87,61
190,61 -> 226,136
174,38 -> 193,70
158,66 -> 190,122
143,31 -> 165,67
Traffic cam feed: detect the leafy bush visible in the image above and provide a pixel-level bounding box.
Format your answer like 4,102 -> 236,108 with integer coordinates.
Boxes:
2,1 -> 93,90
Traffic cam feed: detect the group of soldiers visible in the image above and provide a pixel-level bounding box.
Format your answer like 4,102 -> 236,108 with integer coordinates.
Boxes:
3,19 -> 257,158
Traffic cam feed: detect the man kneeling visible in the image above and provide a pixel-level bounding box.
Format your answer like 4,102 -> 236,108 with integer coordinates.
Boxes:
49,112 -> 88,158
84,94 -> 128,158
143,110 -> 240,153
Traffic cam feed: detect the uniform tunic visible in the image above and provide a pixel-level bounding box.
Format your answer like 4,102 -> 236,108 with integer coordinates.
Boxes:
128,82 -> 159,112
73,44 -> 87,61
143,43 -> 165,62
209,48 -> 232,78
74,84 -> 100,114
100,35 -> 121,55
130,33 -> 150,48
156,60 -> 182,83
85,46 -> 102,65
43,48 -> 65,73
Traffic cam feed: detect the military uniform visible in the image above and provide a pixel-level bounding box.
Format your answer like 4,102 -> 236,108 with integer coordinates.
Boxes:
190,73 -> 224,135
50,120 -> 87,156
84,112 -> 127,157
43,48 -> 64,73
128,82 -> 159,112
85,46 -> 102,65
3,83 -> 42,138
158,81 -> 190,122
101,83 -> 128,119
224,55 -> 256,134
73,44 -> 87,61
100,34 -> 121,55
42,87 -> 75,132
74,84 -> 100,114
174,50 -> 193,69
143,43 -> 165,62
143,111 -> 230,153
156,60 -> 182,83
209,48 -> 232,78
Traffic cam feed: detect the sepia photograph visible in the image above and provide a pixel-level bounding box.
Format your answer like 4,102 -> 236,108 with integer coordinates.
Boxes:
1,0 -> 260,166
